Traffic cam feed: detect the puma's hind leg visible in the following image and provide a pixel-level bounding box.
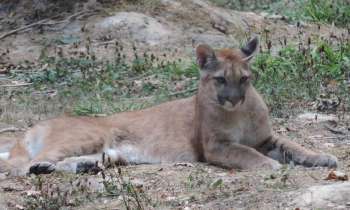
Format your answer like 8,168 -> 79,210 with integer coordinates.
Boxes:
1,141 -> 31,176
258,136 -> 338,168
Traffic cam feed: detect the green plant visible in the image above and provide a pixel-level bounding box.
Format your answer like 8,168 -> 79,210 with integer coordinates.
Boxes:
23,164 -> 153,209
10,41 -> 198,117
101,166 -> 153,210
303,0 -> 350,26
24,174 -> 93,210
211,0 -> 350,27
252,37 -> 350,116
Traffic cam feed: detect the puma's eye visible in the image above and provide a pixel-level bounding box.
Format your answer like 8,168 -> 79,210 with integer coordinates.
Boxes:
214,77 -> 226,84
240,75 -> 249,84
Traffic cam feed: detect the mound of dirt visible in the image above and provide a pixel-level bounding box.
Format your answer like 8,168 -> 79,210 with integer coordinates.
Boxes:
1,0 -> 347,65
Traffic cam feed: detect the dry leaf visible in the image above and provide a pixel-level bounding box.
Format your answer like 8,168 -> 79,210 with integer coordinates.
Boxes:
325,170 -> 348,181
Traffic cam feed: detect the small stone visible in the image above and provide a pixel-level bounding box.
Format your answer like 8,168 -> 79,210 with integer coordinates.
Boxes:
22,190 -> 41,197
324,143 -> 335,148
174,162 -> 194,167
15,204 -> 25,210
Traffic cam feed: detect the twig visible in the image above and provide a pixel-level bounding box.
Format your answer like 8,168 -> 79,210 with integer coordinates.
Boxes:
0,127 -> 25,134
0,83 -> 32,87
306,172 -> 319,181
0,19 -> 49,40
308,136 -> 339,140
41,10 -> 94,26
324,125 -> 346,135
93,40 -> 117,46
40,10 -> 99,32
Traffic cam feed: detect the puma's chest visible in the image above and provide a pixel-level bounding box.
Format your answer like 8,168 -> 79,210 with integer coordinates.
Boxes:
212,116 -> 263,147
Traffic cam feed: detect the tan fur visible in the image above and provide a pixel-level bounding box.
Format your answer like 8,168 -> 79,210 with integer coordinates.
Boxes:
0,39 -> 337,176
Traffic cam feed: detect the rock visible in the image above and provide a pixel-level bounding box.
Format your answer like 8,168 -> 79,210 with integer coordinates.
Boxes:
92,12 -> 173,46
191,33 -> 237,48
191,0 -> 246,37
293,183 -> 350,208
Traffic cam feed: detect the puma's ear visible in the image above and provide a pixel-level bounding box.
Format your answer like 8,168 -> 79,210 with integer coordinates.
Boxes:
196,44 -> 218,70
241,37 -> 259,61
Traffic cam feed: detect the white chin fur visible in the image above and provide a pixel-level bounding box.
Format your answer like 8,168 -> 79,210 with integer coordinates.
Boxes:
222,101 -> 238,111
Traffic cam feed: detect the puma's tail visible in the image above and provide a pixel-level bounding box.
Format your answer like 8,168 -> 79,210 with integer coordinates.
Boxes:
0,141 -> 30,175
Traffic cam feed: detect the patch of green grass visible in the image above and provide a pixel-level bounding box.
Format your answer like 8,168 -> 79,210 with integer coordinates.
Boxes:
211,0 -> 350,27
6,36 -> 349,119
9,42 -> 199,117
303,0 -> 350,26
100,167 -> 153,209
268,0 -> 350,26
252,38 -> 350,116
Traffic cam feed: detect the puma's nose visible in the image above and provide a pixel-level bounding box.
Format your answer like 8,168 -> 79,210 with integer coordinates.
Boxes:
227,94 -> 245,106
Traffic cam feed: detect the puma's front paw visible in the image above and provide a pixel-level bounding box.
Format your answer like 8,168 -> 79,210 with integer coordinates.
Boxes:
305,154 -> 338,168
259,158 -> 282,171
76,161 -> 102,174
29,162 -> 56,175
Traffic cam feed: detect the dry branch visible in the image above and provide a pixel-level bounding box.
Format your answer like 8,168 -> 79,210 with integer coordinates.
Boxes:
324,125 -> 346,135
0,10 -> 97,40
0,83 -> 32,87
0,19 -> 49,40
0,127 -> 25,134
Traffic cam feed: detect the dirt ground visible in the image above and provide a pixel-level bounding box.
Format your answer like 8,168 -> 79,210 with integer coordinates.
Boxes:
0,0 -> 349,209
0,113 -> 350,209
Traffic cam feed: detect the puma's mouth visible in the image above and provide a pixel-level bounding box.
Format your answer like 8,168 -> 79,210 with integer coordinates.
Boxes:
222,101 -> 237,111
219,96 -> 245,111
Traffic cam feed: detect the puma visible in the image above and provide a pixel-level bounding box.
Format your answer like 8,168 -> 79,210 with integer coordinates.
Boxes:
0,37 -> 337,176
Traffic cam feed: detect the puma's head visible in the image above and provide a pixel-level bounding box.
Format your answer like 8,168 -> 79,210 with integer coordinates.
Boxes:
196,37 -> 259,111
